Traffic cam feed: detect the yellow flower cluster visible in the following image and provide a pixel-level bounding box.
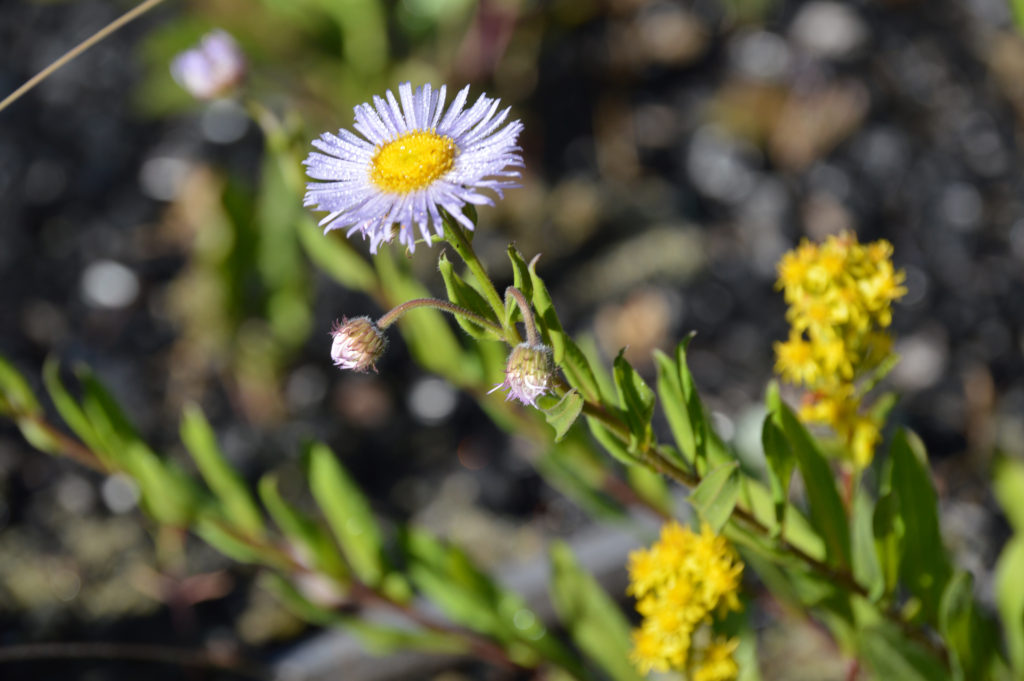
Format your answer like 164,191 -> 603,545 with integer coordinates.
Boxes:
627,522 -> 743,677
774,231 -> 906,467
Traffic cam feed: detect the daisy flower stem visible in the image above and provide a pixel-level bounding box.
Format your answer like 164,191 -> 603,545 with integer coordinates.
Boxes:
376,298 -> 504,336
441,216 -> 515,341
504,286 -> 539,345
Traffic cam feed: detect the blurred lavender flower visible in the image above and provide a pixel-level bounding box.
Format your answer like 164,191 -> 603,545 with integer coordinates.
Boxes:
330,317 -> 387,373
490,343 -> 554,407
171,30 -> 246,100
303,82 -> 523,253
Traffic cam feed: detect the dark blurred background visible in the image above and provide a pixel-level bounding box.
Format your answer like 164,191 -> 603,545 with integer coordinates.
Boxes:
1,0 -> 1023,679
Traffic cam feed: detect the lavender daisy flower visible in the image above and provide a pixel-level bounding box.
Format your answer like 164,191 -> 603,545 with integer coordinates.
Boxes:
489,343 -> 554,408
171,30 -> 246,100
303,82 -> 523,253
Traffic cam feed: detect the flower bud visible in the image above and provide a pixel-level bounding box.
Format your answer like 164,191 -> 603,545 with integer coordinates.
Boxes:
330,317 -> 387,373
489,342 -> 554,407
171,30 -> 246,100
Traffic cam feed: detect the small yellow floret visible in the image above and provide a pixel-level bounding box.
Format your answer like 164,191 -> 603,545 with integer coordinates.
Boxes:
370,131 -> 456,193
694,637 -> 740,681
628,522 -> 743,675
773,231 -> 905,467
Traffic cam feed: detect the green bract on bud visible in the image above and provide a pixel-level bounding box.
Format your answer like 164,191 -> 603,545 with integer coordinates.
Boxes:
489,342 -> 554,408
330,316 -> 387,373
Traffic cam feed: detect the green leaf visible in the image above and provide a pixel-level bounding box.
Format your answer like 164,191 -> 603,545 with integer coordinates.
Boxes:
43,358 -> 106,459
560,336 -> 602,403
404,528 -> 580,672
76,365 -> 141,465
994,459 -> 1024,534
0,356 -> 41,416
258,473 -> 349,581
298,217 -> 377,292
181,404 -> 264,537
653,336 -> 708,469
549,542 -> 644,681
890,429 -> 951,623
873,491 -> 902,596
194,516 -> 274,565
772,401 -> 851,569
612,351 -> 655,453
263,571 -> 468,654
940,570 -> 997,681
14,417 -> 63,455
858,622 -> 950,681
689,462 -> 740,533
438,252 -> 502,340
526,254 -> 565,360
307,443 -> 385,586
1011,0 -> 1024,34
543,389 -> 584,442
653,349 -> 697,471
760,391 -> 795,532
586,416 -> 639,466
506,244 -> 534,325
995,535 -> 1024,675
851,489 -> 885,602
627,466 -> 672,516
124,442 -> 205,527
260,571 -> 343,627
576,333 -> 617,404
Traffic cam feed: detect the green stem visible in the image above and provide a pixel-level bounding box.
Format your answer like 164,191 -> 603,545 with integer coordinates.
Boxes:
441,214 -> 517,344
376,298 -> 504,335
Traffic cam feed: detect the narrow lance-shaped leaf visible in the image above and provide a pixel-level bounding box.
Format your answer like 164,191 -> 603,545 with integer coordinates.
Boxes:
586,416 -> 640,466
612,351 -> 655,453
653,348 -> 697,471
760,389 -> 794,533
772,401 -> 851,569
549,542 -> 644,681
298,217 -> 378,292
995,535 -> 1024,675
689,462 -> 740,533
181,404 -> 264,537
43,358 -> 107,460
654,336 -> 709,469
858,622 -> 949,681
404,528 -> 582,673
307,443 -> 385,586
0,356 -> 41,416
851,489 -> 884,602
939,570 -> 997,681
506,244 -> 534,325
627,466 -> 672,517
125,441 -> 205,528
890,429 -> 951,623
258,473 -> 349,581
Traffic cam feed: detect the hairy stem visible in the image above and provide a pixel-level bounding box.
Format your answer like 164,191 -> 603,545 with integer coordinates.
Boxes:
504,286 -> 540,346
377,297 -> 503,335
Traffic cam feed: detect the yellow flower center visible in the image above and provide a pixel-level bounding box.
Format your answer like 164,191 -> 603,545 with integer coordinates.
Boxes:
370,131 -> 457,193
